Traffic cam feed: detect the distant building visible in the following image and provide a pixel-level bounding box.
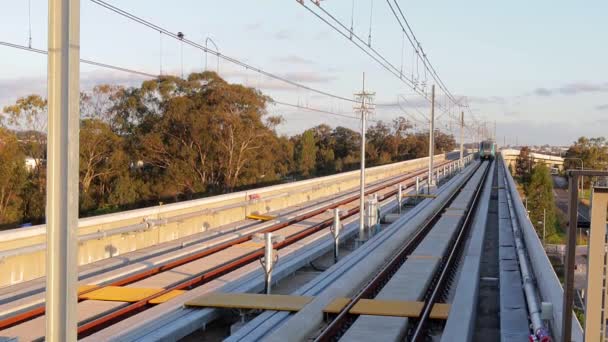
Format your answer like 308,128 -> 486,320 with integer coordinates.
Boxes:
24,157 -> 43,171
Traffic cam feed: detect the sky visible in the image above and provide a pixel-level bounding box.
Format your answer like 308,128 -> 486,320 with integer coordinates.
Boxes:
1,0 -> 607,146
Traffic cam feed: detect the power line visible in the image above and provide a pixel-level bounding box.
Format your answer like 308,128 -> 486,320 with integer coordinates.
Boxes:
388,1 -> 480,128
0,40 -> 362,124
299,1 -> 424,97
398,95 -> 429,122
89,0 -> 357,104
385,0 -> 482,129
299,0 -> 458,121
0,40 -> 158,78
271,100 -> 364,121
387,0 -> 458,105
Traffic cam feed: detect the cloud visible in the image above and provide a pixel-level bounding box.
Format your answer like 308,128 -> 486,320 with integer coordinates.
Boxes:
275,55 -> 316,66
274,29 -> 292,40
559,82 -> 608,95
531,81 -> 608,97
244,22 -> 263,31
533,87 -> 553,96
595,104 -> 608,111
466,95 -> 506,105
281,71 -> 336,84
0,70 -> 147,111
504,110 -> 519,117
221,68 -> 336,92
376,96 -> 428,109
0,77 -> 46,107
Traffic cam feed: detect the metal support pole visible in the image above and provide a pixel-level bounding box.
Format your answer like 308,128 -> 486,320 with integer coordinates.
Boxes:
46,0 -> 80,340
415,176 -> 420,195
397,184 -> 403,214
427,84 -> 436,189
263,233 -> 274,295
580,161 -> 584,198
460,111 -> 464,163
365,196 -> 378,236
354,72 -> 374,244
359,86 -> 367,243
330,209 -> 341,263
562,174 -> 579,342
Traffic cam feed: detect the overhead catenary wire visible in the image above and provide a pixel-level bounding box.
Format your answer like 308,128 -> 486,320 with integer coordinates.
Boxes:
272,100 -> 371,121
8,1 -> 469,137
0,40 -> 158,78
81,0 -> 460,132
27,0 -> 32,48
0,40 -> 361,124
301,1 -> 421,95
367,0 -> 374,46
159,31 -> 163,76
300,0 -> 456,120
388,0 -> 458,105
385,0 -> 479,126
89,0 -> 357,104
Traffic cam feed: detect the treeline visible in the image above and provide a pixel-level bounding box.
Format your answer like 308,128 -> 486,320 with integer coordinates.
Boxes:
513,147 -> 560,243
513,137 -> 608,244
563,136 -> 608,187
0,72 -> 455,228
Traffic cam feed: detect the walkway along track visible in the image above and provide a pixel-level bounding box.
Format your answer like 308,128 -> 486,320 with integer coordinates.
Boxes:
313,160 -> 490,341
0,159 -> 459,338
409,161 -> 490,340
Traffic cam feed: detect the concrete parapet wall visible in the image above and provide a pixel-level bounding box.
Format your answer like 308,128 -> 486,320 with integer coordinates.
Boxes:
0,154 -> 445,288
501,156 -> 583,341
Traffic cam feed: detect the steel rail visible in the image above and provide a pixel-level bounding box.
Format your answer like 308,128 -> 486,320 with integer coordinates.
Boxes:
313,161 -> 482,342
0,159 -> 453,333
76,160 -> 456,337
410,161 -> 491,340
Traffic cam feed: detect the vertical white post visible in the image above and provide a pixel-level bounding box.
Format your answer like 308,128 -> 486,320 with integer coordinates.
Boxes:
427,84 -> 435,192
331,209 -> 341,262
397,184 -> 403,214
46,0 -> 80,340
359,90 -> 366,242
354,72 -> 374,243
416,176 -> 420,195
264,233 -> 273,294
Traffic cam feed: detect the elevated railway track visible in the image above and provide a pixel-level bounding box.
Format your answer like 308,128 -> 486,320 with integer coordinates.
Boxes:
0,153 -> 577,341
0,155 -> 469,341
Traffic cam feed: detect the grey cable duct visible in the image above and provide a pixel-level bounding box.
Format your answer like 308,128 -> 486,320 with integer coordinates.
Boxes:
504,173 -> 552,342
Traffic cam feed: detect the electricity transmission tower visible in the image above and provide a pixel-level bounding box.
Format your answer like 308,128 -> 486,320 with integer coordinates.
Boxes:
354,72 -> 375,243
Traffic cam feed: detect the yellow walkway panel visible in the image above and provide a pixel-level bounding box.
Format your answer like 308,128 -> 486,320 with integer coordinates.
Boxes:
185,293 -> 314,312
79,286 -> 163,302
323,298 -> 450,320
78,285 -> 99,293
148,290 -> 187,304
246,214 -> 276,221
428,303 -> 451,320
323,297 -> 351,314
